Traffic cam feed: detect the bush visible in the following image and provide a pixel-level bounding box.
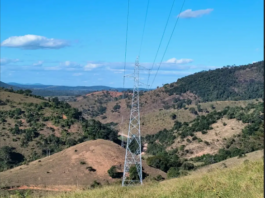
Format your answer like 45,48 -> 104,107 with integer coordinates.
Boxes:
167,167 -> 180,178
180,145 -> 185,151
201,130 -> 208,134
108,166 -> 118,178
182,162 -> 194,170
113,103 -> 121,111
170,113 -> 177,120
80,161 -> 86,165
129,166 -> 139,180
86,166 -> 96,172
153,175 -> 164,181
90,180 -> 101,189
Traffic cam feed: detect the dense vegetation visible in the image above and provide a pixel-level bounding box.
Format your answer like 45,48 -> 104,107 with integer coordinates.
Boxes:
0,91 -> 118,172
144,101 -> 264,175
164,61 -> 264,102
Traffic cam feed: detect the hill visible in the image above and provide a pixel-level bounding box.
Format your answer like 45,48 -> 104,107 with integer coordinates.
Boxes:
0,82 -> 22,91
0,88 -> 119,172
0,139 -> 166,191
2,149 -> 262,197
66,61 -> 264,136
164,61 -> 264,101
2,82 -> 149,97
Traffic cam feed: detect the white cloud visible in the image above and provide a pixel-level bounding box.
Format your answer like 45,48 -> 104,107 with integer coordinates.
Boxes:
33,61 -> 43,66
84,63 -> 100,71
1,35 -> 69,49
166,58 -> 193,64
73,73 -> 83,76
178,9 -> 213,18
107,67 -> 125,74
60,61 -> 80,67
0,58 -> 20,65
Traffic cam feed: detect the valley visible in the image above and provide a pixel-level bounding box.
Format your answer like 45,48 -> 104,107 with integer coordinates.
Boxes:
0,61 -> 263,197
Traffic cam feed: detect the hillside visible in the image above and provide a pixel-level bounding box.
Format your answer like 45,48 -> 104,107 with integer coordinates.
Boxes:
164,61 -> 264,101
2,150 -> 262,197
0,88 -> 119,172
66,61 -> 264,136
1,82 -> 149,97
0,139 -> 166,191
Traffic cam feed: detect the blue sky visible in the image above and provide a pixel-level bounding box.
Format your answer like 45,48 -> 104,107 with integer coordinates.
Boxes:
0,0 -> 263,88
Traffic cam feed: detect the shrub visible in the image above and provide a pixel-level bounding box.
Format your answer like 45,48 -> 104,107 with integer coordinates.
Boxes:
182,162 -> 194,170
167,167 -> 180,178
170,113 -> 177,120
153,175 -> 164,181
87,166 -> 96,172
80,161 -> 86,165
201,130 -> 208,134
180,145 -> 185,151
129,166 -> 139,180
90,180 -> 101,189
108,166 -> 118,178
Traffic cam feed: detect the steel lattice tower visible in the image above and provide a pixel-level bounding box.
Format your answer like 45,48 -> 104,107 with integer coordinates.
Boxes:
122,57 -> 143,186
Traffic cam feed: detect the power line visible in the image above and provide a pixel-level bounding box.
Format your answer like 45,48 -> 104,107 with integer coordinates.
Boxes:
138,0 -> 150,59
146,0 -> 176,88
122,0 -> 130,98
150,0 -> 186,89
121,0 -> 130,148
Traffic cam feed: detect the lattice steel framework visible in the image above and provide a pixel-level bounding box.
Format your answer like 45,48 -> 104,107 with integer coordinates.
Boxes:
122,57 -> 143,186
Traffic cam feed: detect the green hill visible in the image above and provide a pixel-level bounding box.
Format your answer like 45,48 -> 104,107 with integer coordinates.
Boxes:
0,88 -> 118,172
164,61 -> 264,101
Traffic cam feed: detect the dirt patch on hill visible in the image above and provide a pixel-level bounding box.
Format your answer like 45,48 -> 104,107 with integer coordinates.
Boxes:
86,91 -> 123,98
0,140 -> 166,190
170,118 -> 247,159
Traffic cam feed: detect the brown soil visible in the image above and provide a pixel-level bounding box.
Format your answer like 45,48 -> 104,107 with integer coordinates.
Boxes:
0,140 -> 166,190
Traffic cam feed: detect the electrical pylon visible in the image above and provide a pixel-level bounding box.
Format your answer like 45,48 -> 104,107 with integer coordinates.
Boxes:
122,57 -> 143,186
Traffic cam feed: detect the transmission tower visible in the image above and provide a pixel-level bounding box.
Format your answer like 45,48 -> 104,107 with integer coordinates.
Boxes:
122,57 -> 143,186
120,116 -> 125,148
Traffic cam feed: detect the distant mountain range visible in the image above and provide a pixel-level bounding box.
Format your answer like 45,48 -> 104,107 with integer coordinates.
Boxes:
0,82 -> 149,96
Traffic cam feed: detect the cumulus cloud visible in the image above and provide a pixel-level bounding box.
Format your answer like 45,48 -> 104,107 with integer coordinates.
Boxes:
0,58 -> 20,65
1,35 -> 69,49
166,58 -> 193,64
178,9 -> 213,18
33,61 -> 43,66
84,63 -> 100,71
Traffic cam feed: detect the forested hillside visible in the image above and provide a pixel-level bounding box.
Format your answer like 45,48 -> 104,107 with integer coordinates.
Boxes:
164,61 -> 264,101
0,88 -> 118,172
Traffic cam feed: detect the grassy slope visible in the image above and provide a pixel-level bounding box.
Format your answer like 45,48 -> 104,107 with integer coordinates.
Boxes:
43,150 -> 264,198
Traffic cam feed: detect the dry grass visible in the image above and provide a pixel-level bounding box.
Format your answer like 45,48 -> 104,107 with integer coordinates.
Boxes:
169,117 -> 249,158
68,87 -> 260,137
0,140 -> 166,190
42,154 -> 263,198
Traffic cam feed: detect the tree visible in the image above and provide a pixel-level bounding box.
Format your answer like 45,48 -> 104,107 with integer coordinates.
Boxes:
189,107 -> 198,115
108,166 -> 118,178
170,113 -> 177,120
113,103 -> 121,111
